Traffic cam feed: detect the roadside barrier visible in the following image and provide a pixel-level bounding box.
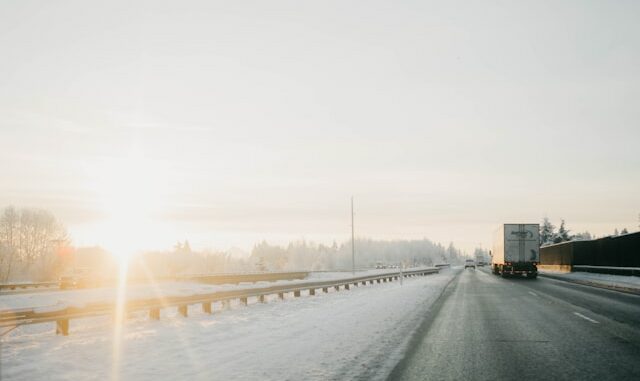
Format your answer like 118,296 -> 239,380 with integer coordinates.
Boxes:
0,282 -> 58,291
0,272 -> 310,295
0,268 -> 439,336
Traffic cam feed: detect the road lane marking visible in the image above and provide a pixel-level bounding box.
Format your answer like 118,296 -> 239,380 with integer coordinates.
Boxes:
528,291 -> 538,297
573,312 -> 599,324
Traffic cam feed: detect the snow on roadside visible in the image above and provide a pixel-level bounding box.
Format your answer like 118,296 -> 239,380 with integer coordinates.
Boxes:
1,269 -> 457,381
0,268 -> 431,311
540,270 -> 640,291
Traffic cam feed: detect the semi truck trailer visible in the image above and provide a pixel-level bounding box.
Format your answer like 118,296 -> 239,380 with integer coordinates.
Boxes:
491,223 -> 540,278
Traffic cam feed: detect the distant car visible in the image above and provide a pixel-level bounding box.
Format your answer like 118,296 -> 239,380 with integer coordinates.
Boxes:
59,270 -> 97,289
59,276 -> 77,289
464,259 -> 476,269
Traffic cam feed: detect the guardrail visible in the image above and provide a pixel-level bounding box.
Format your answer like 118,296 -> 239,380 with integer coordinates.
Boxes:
0,271 -> 310,294
182,271 -> 309,284
0,268 -> 439,336
0,282 -> 59,291
573,265 -> 640,277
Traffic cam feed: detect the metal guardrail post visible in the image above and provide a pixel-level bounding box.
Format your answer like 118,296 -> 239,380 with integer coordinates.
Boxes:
150,308 -> 160,320
178,305 -> 188,317
202,302 -> 212,314
56,319 -> 69,336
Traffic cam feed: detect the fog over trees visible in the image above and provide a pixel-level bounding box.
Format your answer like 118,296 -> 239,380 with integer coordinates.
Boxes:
130,238 -> 461,278
0,205 -> 465,281
249,238 -> 459,272
15,204 -> 639,281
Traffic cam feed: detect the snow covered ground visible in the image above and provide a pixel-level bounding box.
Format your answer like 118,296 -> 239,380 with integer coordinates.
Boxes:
1,268 -> 456,381
0,269 -> 419,311
540,270 -> 640,292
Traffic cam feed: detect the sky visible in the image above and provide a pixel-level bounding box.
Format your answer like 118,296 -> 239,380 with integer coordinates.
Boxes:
1,0 -> 639,255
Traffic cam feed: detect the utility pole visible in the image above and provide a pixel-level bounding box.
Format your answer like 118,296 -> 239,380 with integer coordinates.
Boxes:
351,196 -> 355,275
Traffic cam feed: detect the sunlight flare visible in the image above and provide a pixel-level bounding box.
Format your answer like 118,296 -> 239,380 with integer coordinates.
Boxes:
91,152 -> 167,261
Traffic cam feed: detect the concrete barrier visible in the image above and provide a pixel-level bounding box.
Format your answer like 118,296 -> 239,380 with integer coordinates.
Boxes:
538,264 -> 572,273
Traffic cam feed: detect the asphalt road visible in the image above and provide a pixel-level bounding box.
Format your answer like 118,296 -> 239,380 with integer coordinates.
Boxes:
388,267 -> 640,381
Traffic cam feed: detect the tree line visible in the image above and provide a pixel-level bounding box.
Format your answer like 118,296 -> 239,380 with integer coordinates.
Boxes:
539,217 -> 631,246
249,238 -> 461,271
0,206 -> 71,282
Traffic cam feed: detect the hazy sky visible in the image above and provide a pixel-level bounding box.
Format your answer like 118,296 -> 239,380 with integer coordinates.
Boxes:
1,0 -> 639,254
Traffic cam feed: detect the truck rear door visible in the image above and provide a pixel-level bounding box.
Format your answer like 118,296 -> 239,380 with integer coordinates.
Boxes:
504,224 -> 539,263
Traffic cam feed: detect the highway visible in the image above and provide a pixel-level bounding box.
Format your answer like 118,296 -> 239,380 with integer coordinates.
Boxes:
388,267 -> 640,381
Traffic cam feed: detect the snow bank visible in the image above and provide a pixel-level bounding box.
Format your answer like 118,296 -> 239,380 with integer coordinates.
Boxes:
540,270 -> 640,291
0,269 -> 456,381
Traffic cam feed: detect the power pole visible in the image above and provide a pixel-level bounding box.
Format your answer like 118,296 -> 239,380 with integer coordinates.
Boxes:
351,196 -> 355,275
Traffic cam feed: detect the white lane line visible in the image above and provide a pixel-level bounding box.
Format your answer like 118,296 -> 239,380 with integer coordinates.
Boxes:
573,312 -> 599,324
528,291 -> 538,297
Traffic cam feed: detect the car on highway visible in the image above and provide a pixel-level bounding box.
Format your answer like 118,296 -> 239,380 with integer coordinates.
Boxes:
59,275 -> 77,289
375,262 -> 387,269
464,259 -> 476,269
59,268 -> 99,289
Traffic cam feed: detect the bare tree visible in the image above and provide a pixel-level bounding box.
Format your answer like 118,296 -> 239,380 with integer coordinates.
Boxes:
0,206 -> 69,281
0,206 -> 19,281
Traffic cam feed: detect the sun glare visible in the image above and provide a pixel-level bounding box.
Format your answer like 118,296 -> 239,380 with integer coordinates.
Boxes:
88,152 -> 170,381
92,152 -> 166,262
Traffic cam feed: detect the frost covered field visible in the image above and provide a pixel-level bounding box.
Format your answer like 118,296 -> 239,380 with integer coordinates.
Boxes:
1,269 -> 457,381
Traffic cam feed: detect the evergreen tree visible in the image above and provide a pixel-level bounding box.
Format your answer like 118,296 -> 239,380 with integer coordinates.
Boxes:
573,231 -> 592,241
540,217 -> 555,246
183,240 -> 192,254
554,219 -> 571,243
620,228 -> 628,235
447,242 -> 459,263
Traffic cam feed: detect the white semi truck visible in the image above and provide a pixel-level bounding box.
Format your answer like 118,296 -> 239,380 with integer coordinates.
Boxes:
491,223 -> 540,278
